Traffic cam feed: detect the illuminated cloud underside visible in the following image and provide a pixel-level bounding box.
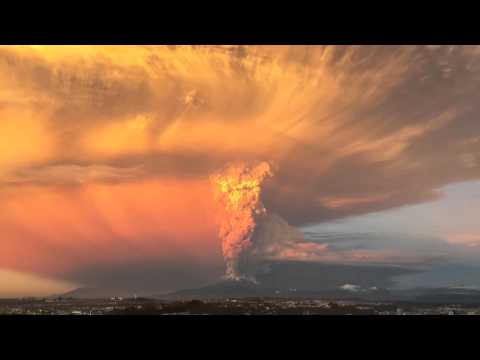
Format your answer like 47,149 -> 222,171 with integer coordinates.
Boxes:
0,269 -> 75,298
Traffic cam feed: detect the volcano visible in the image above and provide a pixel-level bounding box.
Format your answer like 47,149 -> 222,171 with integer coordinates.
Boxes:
161,278 -> 392,301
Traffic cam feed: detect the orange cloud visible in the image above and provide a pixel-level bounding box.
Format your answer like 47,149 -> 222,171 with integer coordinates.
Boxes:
445,233 -> 480,248
0,107 -> 54,171
0,179 -> 221,277
0,269 -> 75,298
319,194 -> 392,209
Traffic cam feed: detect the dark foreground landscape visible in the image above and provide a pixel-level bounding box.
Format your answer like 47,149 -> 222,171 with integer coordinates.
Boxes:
5,279 -> 480,315
2,296 -> 480,316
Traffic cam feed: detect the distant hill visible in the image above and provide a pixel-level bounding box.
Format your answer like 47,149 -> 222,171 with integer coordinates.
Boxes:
160,279 -> 393,301
57,284 -> 480,304
52,261 -> 413,300
397,287 -> 480,304
165,281 -> 480,304
159,261 -> 415,301
163,279 -> 279,300
256,261 -> 415,290
56,287 -> 137,299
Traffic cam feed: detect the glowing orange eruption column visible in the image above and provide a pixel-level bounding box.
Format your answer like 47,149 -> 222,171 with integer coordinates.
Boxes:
210,161 -> 273,280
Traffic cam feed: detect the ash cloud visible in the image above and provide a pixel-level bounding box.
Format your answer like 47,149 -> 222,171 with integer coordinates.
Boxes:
210,161 -> 329,280
3,46 -> 480,289
3,46 -> 480,226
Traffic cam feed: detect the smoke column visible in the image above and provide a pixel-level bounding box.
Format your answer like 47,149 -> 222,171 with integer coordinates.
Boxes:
210,161 -> 273,280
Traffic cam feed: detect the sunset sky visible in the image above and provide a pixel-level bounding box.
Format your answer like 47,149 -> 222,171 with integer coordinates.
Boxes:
2,45 -> 480,296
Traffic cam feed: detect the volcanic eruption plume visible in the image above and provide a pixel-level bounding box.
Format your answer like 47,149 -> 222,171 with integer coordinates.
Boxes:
211,161 -> 315,281
210,161 -> 274,280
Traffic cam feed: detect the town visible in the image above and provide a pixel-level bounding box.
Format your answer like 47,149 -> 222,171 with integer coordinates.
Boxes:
1,297 -> 480,315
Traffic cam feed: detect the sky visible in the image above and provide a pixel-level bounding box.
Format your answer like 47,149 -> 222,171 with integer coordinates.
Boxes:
1,45 -> 480,296
304,180 -> 480,288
